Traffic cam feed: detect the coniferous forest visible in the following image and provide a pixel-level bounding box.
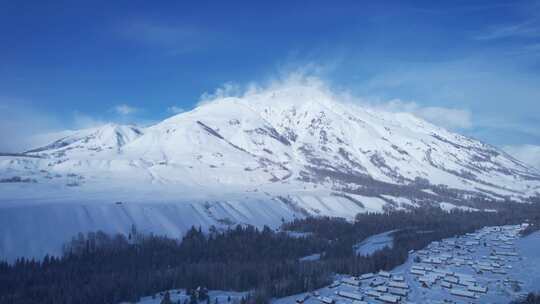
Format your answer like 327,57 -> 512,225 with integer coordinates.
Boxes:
1,202 -> 540,304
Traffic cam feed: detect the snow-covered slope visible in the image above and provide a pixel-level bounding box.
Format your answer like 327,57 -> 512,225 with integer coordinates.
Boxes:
1,83 -> 539,261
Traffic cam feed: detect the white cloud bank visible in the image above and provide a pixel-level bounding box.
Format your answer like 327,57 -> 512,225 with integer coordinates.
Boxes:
0,100 -> 146,153
375,99 -> 473,130
0,100 -> 62,152
503,145 -> 540,170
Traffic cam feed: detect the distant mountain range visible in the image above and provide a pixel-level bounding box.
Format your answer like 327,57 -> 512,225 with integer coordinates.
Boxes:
1,83 -> 539,261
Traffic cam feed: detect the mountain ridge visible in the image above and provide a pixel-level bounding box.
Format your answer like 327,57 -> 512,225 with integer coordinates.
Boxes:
0,83 -> 539,261
3,83 -> 540,204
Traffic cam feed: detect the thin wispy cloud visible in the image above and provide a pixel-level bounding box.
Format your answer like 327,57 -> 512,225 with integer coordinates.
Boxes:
167,106 -> 185,114
113,104 -> 139,116
353,55 -> 540,147
474,1 -> 540,42
475,20 -> 540,40
405,3 -> 517,16
116,19 -> 207,54
72,111 -> 108,129
377,100 -> 473,130
198,82 -> 243,106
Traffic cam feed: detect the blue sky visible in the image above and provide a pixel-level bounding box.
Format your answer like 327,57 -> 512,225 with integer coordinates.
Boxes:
1,0 -> 540,165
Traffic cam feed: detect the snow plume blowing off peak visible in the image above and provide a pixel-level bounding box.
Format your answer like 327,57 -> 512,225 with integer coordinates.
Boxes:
195,73 -> 340,109
1,73 -> 540,261
194,74 -> 465,133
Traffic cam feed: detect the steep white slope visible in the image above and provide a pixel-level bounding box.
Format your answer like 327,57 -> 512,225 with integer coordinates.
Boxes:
26,123 -> 143,156
0,82 -> 539,261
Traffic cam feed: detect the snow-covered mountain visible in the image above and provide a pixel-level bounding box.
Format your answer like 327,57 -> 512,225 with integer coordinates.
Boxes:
1,83 -> 539,261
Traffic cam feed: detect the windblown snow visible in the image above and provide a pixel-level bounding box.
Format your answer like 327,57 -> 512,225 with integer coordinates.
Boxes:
1,82 -> 539,261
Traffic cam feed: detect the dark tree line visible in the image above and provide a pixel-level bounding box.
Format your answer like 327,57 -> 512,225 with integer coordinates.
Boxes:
519,200 -> 540,236
282,203 -> 540,274
1,202 -> 540,304
0,225 -> 331,304
512,293 -> 540,304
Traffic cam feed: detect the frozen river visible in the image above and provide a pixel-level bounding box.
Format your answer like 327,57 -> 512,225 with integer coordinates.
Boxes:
354,230 -> 397,256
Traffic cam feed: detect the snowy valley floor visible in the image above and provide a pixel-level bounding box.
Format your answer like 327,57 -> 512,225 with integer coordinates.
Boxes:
353,230 -> 397,256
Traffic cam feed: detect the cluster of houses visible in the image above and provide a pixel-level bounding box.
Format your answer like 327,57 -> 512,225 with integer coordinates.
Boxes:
294,224 -> 528,304
339,271 -> 411,303
296,270 -> 414,304
406,224 -> 526,302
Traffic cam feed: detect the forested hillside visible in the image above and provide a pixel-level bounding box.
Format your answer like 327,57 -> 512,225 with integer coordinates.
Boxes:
2,203 -> 540,304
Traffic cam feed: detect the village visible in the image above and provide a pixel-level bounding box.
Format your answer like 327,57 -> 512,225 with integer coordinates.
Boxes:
136,223 -> 540,304
277,224 -> 535,304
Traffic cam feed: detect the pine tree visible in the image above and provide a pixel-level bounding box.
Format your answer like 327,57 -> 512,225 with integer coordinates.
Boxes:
190,292 -> 198,304
161,291 -> 173,304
